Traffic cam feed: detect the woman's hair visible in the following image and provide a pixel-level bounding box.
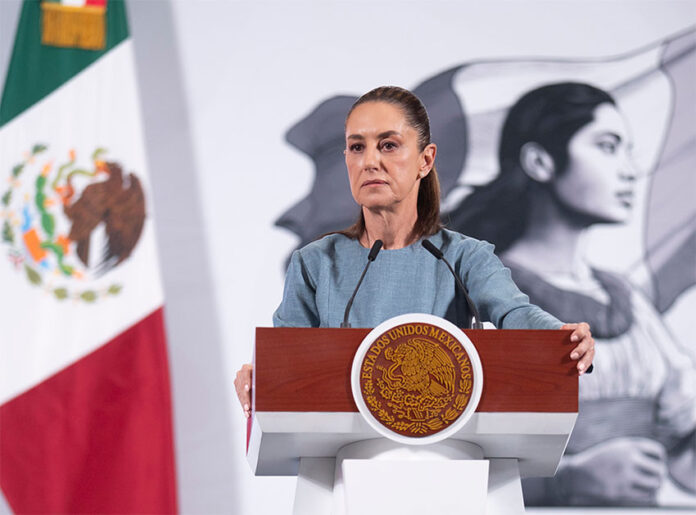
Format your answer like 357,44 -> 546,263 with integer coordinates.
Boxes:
338,86 -> 442,241
449,82 -> 616,252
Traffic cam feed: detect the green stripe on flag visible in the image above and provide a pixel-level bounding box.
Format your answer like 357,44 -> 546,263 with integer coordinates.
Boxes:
0,0 -> 129,128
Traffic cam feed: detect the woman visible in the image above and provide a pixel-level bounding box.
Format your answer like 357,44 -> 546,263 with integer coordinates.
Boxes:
234,85 -> 594,426
451,82 -> 695,505
274,69 -> 469,261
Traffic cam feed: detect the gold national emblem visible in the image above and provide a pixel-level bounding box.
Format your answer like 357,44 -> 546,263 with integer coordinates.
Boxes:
359,322 -> 474,437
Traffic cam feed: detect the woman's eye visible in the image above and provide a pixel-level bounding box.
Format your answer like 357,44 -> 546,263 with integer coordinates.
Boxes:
381,141 -> 397,151
349,143 -> 364,152
597,141 -> 617,154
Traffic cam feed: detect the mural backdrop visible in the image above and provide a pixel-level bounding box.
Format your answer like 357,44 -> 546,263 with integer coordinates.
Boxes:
276,29 -> 696,507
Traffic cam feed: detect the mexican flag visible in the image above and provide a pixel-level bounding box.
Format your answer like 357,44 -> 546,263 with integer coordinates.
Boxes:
0,1 -> 177,512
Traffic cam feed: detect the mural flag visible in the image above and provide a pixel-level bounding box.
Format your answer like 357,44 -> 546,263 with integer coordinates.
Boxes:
643,30 -> 696,313
0,0 -> 177,512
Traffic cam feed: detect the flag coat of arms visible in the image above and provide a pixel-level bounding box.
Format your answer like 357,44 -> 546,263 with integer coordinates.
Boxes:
0,1 -> 177,512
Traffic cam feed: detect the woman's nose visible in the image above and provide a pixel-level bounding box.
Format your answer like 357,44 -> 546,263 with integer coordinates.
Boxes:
363,145 -> 380,170
620,154 -> 639,181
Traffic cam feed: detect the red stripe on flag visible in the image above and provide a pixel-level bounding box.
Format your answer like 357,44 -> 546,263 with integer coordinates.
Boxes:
0,307 -> 177,514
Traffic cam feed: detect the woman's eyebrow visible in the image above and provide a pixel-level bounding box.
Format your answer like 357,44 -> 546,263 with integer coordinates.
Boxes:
347,130 -> 402,140
597,131 -> 622,142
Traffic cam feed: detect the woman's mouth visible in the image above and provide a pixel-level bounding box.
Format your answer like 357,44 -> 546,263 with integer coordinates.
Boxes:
362,180 -> 388,187
616,190 -> 634,207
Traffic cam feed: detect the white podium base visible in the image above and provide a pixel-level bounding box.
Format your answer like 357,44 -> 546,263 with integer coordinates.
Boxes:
292,439 -> 526,515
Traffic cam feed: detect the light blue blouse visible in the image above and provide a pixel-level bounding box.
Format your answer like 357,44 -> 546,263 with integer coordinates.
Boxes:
273,229 -> 563,329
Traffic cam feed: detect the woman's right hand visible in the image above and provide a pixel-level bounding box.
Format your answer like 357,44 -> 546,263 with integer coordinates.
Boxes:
558,437 -> 667,505
234,363 -> 253,418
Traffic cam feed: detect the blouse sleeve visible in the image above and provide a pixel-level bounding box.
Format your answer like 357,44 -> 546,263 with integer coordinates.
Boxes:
272,250 -> 321,328
463,240 -> 563,330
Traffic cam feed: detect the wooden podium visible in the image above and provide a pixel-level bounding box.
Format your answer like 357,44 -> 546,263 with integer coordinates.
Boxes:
247,328 -> 578,514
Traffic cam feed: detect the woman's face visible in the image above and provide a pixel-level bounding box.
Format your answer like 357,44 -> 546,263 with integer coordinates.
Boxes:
552,103 -> 637,223
344,102 -> 434,213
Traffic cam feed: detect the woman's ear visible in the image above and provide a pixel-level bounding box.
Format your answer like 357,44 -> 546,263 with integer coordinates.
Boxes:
419,143 -> 437,177
520,142 -> 555,183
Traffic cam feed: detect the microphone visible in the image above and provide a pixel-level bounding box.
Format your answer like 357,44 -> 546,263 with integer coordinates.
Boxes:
341,239 -> 383,328
422,239 -> 484,329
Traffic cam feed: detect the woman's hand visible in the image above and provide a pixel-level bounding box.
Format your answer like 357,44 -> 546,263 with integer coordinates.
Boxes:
561,322 -> 594,375
234,363 -> 253,418
557,437 -> 667,505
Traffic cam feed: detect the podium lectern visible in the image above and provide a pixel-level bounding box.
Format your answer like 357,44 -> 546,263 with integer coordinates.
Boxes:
247,328 -> 577,514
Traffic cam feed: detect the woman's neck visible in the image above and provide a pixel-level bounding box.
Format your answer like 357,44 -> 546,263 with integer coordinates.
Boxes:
361,205 -> 419,249
501,192 -> 591,279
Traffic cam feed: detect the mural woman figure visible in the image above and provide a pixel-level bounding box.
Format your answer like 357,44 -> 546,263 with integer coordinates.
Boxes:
451,82 -> 696,506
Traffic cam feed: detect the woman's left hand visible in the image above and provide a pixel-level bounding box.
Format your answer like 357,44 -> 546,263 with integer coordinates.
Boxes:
562,322 -> 595,375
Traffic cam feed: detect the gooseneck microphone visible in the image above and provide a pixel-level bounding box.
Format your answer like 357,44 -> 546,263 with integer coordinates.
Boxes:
422,239 -> 484,329
341,239 -> 383,328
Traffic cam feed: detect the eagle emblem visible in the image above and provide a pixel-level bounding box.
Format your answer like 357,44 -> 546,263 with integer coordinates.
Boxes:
1,144 -> 146,302
359,322 -> 474,437
381,338 -> 456,419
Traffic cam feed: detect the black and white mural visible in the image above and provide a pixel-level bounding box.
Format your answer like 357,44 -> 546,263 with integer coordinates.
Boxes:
276,30 -> 696,507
